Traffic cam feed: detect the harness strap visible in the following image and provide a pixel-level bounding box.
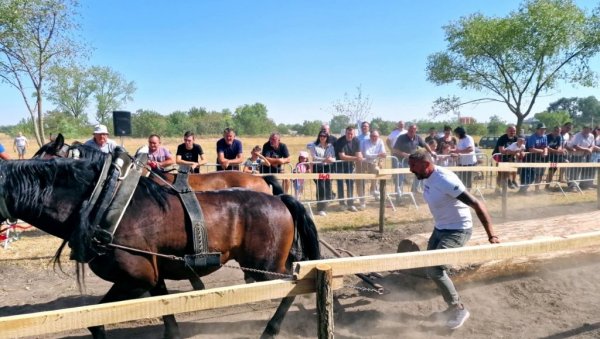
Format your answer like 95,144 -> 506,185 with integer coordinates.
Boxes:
98,152 -> 146,237
173,165 -> 209,254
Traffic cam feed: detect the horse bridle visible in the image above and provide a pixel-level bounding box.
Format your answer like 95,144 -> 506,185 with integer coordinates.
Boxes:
36,143 -> 80,159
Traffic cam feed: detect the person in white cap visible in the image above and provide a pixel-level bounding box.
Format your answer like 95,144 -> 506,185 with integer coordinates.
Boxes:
84,124 -> 118,154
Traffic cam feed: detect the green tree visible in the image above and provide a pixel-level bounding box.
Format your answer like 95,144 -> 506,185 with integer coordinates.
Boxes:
427,0 -> 600,131
577,96 -> 600,127
43,109 -> 91,138
0,0 -> 83,145
486,115 -> 507,135
548,97 -> 579,119
299,120 -> 323,136
329,114 -> 350,135
232,103 -> 276,135
46,64 -> 95,120
89,66 -> 136,125
131,109 -> 167,138
370,117 -> 396,135
534,110 -> 572,129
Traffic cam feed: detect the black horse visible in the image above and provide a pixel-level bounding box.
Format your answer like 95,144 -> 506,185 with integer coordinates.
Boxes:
0,151 -> 320,338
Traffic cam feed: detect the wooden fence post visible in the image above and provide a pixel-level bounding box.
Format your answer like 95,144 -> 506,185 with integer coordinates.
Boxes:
316,264 -> 334,339
379,179 -> 386,233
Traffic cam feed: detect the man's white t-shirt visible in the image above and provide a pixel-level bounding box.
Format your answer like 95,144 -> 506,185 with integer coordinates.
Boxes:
423,166 -> 472,230
456,135 -> 477,165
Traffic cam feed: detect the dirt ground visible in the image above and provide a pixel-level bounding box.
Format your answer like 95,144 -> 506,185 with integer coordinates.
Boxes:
2,201 -> 600,338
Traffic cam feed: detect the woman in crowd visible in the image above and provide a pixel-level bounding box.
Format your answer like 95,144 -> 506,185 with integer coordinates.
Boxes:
309,130 -> 336,216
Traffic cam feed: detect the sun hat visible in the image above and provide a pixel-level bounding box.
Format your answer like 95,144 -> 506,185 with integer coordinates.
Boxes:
93,124 -> 109,134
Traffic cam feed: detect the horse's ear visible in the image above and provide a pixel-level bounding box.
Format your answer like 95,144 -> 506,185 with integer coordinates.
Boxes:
53,134 -> 65,151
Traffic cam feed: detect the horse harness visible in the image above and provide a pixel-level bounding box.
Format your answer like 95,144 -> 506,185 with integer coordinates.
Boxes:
80,151 -> 220,270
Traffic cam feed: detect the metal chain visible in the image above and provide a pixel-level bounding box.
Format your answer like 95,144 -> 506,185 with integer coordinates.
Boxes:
221,263 -> 293,279
342,284 -> 384,295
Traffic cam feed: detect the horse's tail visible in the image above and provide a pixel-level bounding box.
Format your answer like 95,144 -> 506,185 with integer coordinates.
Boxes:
279,194 -> 321,261
263,175 -> 284,195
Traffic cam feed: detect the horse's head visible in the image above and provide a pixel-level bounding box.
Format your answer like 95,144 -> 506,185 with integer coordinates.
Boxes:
0,157 -> 104,239
33,133 -> 75,159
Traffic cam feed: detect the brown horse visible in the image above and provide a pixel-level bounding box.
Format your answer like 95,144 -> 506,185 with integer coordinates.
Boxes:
33,134 -> 284,195
0,150 -> 320,338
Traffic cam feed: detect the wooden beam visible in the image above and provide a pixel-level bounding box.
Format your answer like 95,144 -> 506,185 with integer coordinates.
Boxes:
498,162 -> 600,169
294,230 -> 600,280
0,278 -> 339,338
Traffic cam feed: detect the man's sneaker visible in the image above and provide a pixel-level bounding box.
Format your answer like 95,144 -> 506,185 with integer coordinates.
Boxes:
358,204 -> 367,211
446,307 -> 470,330
347,205 -> 358,212
317,211 -> 327,216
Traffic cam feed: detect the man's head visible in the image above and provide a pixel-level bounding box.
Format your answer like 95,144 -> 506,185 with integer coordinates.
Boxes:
408,149 -> 435,180
223,128 -> 236,145
535,123 -> 547,136
562,122 -> 572,133
443,125 -> 452,135
320,124 -> 331,134
148,134 -> 161,153
551,126 -> 561,136
397,121 -> 405,130
92,124 -> 109,146
506,124 -> 517,136
407,123 -> 418,137
269,132 -> 281,148
369,129 -> 380,141
454,126 -> 466,139
582,125 -> 592,136
361,121 -> 370,134
428,127 -> 436,136
17,132 -> 22,137
183,131 -> 195,149
344,125 -> 355,140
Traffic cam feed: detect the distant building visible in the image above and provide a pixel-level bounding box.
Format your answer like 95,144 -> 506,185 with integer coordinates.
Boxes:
459,116 -> 476,125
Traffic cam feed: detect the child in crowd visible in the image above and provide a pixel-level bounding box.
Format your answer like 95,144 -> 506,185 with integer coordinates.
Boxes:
507,135 -> 526,161
243,145 -> 270,174
293,151 -> 311,199
436,142 -> 454,166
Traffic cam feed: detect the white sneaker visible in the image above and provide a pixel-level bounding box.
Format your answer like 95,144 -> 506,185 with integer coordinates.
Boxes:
317,211 -> 327,216
447,307 -> 470,330
347,205 -> 358,212
358,204 -> 367,211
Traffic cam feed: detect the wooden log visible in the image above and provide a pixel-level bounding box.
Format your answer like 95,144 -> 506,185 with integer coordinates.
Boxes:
316,264 -> 334,339
396,211 -> 600,281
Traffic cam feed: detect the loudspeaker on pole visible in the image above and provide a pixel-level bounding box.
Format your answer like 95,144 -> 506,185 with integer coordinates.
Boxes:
112,111 -> 132,136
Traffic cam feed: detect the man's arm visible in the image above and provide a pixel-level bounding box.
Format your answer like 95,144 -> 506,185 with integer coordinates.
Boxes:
457,191 -> 499,244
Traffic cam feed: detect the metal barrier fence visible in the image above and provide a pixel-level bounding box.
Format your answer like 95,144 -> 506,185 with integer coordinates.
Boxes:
493,151 -> 600,195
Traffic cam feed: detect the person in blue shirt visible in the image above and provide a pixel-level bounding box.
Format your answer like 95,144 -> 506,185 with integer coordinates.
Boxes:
518,123 -> 548,193
0,143 -> 10,160
216,128 -> 243,171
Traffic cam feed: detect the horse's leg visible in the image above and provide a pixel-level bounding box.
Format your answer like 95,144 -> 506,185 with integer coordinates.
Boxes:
88,283 -> 149,339
189,276 -> 205,290
149,278 -> 181,339
260,296 -> 296,339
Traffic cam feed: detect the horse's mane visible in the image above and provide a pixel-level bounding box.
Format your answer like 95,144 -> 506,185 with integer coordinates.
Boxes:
2,158 -> 99,218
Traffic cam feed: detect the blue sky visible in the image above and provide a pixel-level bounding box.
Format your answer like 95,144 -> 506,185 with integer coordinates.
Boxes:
1,0 -> 599,126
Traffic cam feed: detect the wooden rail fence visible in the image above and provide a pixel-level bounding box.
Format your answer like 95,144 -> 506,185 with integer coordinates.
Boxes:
2,230 -> 600,338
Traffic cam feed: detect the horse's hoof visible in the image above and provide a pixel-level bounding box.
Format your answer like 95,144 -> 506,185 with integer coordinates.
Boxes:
163,329 -> 182,339
260,325 -> 279,339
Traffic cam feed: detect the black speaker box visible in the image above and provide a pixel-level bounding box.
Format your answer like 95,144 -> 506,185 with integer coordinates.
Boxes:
112,111 -> 132,136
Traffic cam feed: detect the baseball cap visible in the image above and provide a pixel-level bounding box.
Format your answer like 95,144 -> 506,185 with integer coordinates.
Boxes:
299,151 -> 309,158
536,123 -> 547,129
93,124 -> 109,134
